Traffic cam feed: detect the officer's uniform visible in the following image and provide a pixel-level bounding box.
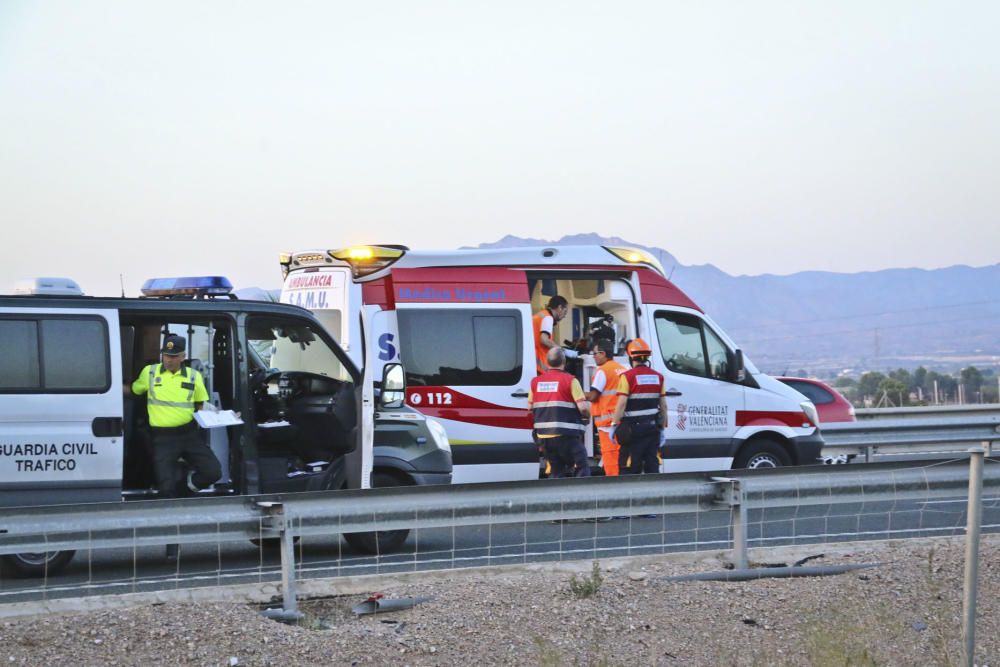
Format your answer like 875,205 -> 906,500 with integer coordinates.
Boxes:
529,369 -> 589,478
131,335 -> 221,497
591,358 -> 626,476
532,309 -> 555,374
616,364 -> 666,474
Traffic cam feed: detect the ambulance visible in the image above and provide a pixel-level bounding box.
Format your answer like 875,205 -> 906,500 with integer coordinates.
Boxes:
0,276 -> 451,575
278,245 -> 824,483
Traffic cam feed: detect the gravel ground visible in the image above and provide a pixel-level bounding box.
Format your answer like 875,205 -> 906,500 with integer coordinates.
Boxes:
2,536 -> 998,666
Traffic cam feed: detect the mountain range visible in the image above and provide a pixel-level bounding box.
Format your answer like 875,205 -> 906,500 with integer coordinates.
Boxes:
469,234 -> 1000,377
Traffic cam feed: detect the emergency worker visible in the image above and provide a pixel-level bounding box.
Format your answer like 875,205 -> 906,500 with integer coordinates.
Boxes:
128,334 -> 222,497
611,339 -> 667,475
586,339 -> 626,476
529,347 -> 591,477
533,295 -> 577,374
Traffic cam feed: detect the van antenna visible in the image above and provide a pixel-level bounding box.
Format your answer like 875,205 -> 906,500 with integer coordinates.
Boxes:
119,273 -> 126,298
668,265 -> 676,281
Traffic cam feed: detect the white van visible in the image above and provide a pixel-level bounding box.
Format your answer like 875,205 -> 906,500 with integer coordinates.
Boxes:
279,245 -> 823,483
0,276 -> 450,575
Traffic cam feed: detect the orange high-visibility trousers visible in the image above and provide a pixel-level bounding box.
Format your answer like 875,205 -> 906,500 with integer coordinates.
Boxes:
598,429 -> 621,476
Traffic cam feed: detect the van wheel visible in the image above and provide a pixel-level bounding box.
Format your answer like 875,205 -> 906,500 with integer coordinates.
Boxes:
250,536 -> 300,549
1,550 -> 76,577
734,440 -> 791,469
343,473 -> 411,555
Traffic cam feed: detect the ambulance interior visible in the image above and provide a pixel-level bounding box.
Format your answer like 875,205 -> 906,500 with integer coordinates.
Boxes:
528,274 -> 636,383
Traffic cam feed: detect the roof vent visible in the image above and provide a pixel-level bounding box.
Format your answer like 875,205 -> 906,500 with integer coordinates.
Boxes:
13,277 -> 84,296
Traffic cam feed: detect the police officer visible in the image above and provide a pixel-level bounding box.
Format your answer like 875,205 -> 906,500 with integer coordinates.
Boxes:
586,338 -> 626,476
128,334 -> 222,498
529,347 -> 591,477
532,295 -> 577,374
610,339 -> 667,475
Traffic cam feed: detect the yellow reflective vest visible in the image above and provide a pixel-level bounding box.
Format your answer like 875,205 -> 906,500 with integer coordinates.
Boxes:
132,364 -> 209,427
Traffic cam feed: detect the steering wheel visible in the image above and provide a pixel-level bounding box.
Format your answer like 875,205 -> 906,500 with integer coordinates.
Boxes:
666,354 -> 682,372
249,368 -> 281,399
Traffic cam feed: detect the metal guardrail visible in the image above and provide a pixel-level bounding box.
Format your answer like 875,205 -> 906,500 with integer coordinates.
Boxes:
2,457 -> 998,618
820,414 -> 1000,461
856,404 -> 1000,420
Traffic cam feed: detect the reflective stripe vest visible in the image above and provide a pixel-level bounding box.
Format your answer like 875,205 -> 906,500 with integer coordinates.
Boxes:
592,359 -> 626,427
531,370 -> 584,436
532,310 -> 553,374
143,364 -> 204,428
620,365 -> 664,424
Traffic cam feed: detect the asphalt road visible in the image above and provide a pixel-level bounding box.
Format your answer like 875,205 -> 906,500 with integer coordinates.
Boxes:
3,493 -> 997,606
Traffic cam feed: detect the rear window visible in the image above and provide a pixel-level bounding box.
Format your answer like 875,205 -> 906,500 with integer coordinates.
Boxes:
781,380 -> 834,405
397,309 -> 522,386
0,316 -> 110,393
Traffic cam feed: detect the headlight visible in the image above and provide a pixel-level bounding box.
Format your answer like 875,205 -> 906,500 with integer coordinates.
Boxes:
425,417 -> 451,452
801,401 -> 820,428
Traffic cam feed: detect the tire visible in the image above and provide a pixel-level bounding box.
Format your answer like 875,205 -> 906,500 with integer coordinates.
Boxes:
1,550 -> 75,577
250,536 -> 299,548
733,440 -> 791,470
343,472 -> 411,555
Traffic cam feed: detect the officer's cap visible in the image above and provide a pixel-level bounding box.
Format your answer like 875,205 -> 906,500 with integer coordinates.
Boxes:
161,334 -> 186,356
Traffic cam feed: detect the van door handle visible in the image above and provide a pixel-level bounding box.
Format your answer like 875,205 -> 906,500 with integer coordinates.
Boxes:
92,417 -> 124,437
664,389 -> 683,397
510,391 -> 529,398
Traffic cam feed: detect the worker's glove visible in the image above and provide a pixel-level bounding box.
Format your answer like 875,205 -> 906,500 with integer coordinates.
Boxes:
609,424 -> 617,441
563,349 -> 579,359
659,428 -> 668,448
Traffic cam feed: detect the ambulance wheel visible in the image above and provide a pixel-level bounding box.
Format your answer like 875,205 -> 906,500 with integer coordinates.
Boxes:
734,440 -> 790,470
1,550 -> 75,577
343,473 -> 411,555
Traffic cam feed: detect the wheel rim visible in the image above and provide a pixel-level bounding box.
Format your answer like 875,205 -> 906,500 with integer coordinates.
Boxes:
745,453 -> 781,469
14,552 -> 62,566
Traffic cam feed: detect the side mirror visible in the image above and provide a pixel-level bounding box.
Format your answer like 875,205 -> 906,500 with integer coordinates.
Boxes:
379,363 -> 406,408
732,349 -> 746,383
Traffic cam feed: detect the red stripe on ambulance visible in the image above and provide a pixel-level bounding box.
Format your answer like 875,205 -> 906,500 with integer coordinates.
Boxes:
735,410 -> 811,428
406,387 -> 532,430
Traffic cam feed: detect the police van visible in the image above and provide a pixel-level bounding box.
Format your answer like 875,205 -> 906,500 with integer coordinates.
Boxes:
0,276 -> 451,575
279,245 -> 824,483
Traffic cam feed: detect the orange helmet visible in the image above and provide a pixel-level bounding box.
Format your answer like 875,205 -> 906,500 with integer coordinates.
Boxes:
626,338 -> 652,358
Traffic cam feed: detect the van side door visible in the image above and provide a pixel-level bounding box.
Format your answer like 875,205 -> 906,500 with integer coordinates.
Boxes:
0,308 -> 123,506
646,307 -> 745,472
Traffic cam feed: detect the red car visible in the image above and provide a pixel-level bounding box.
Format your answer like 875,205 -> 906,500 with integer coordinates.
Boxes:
777,377 -> 856,464
776,377 -> 856,424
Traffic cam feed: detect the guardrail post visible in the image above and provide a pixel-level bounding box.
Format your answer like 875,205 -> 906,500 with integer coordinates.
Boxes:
257,501 -> 302,622
712,477 -> 748,569
961,448 -> 984,667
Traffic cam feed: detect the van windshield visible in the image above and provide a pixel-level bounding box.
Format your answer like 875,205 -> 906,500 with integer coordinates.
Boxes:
247,316 -> 352,381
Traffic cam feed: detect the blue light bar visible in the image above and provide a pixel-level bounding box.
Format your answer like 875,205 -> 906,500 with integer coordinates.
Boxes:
140,276 -> 234,297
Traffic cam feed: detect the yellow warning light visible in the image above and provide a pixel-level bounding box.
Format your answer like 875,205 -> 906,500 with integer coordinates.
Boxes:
603,246 -> 667,277
328,245 -> 407,278
347,247 -> 374,260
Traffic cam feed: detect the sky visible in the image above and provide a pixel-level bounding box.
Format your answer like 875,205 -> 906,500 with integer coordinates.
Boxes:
1,1 -> 998,296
